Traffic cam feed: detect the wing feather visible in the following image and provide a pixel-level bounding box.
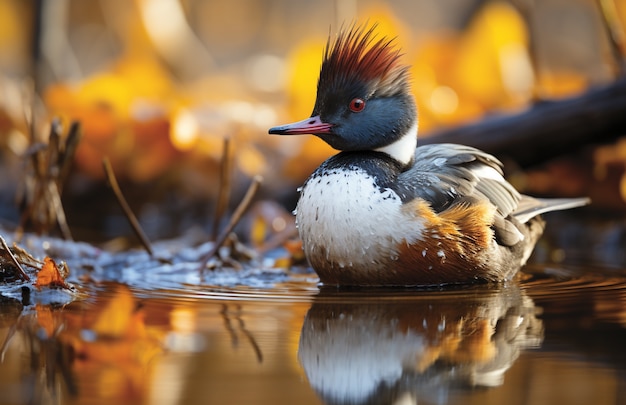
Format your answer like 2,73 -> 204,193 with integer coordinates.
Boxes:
397,143 -> 521,216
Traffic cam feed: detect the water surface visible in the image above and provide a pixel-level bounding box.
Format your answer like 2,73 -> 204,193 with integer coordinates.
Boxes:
0,264 -> 625,405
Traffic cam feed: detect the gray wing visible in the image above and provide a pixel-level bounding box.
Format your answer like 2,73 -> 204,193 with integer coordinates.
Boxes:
512,196 -> 590,224
396,143 -> 521,217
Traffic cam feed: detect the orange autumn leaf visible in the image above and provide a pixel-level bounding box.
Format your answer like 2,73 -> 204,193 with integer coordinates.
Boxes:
283,239 -> 305,262
34,257 -> 70,290
35,304 -> 57,338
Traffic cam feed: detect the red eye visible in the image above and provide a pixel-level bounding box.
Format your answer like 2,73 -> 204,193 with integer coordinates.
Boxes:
349,98 -> 366,112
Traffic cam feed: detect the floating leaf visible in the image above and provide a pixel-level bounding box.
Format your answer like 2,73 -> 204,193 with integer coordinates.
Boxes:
34,257 -> 70,290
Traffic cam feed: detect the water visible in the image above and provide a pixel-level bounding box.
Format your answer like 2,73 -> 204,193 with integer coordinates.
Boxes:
0,263 -> 625,405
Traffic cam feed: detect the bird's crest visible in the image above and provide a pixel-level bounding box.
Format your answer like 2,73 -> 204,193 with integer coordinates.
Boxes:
319,24 -> 409,97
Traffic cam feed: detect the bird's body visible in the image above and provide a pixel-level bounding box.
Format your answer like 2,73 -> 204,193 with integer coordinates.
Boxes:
269,25 -> 588,286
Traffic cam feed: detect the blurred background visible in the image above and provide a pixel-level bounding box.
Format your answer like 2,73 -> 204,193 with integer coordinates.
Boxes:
0,0 -> 624,252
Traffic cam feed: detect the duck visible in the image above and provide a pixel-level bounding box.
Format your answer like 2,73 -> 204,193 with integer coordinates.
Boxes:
269,24 -> 589,286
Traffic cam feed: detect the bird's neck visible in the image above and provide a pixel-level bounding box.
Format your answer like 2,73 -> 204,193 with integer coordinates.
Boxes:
374,120 -> 417,168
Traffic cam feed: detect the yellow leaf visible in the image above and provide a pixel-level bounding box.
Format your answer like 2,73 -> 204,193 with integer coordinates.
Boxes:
357,4 -> 412,51
91,285 -> 137,338
236,144 -> 267,177
285,38 -> 327,121
453,2 -> 533,108
250,215 -> 268,247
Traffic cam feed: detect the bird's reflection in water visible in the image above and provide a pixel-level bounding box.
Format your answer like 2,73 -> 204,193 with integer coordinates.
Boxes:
298,282 -> 543,405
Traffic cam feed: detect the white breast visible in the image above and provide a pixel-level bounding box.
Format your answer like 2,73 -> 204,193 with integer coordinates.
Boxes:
295,169 -> 425,268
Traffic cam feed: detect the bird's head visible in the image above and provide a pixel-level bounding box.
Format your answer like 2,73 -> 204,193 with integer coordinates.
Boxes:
269,24 -> 417,157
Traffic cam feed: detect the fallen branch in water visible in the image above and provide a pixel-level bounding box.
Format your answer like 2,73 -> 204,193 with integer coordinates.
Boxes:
421,78 -> 626,168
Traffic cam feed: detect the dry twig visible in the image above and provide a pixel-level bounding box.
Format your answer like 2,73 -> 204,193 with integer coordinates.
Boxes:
16,119 -> 79,240
102,157 -> 154,256
212,138 -> 233,240
0,236 -> 31,282
198,176 -> 263,271
57,121 -> 82,191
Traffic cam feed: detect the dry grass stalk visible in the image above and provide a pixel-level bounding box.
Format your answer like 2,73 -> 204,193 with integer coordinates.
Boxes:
212,138 -> 233,240
16,119 -> 80,241
198,175 -> 263,271
102,157 -> 154,256
0,236 -> 31,282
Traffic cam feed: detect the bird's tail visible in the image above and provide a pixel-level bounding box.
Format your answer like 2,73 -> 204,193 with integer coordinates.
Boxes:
513,196 -> 590,224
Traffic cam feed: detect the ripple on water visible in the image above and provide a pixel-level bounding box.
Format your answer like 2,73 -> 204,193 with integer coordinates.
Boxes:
521,264 -> 626,298
96,262 -> 626,307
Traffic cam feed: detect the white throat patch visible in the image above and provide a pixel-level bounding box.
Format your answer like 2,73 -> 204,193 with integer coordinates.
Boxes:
374,121 -> 417,166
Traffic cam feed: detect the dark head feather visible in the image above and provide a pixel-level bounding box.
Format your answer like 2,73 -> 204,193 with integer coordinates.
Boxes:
318,25 -> 410,98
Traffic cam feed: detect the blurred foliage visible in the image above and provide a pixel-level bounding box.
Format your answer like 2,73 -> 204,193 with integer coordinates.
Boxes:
0,3 -> 624,402
0,0 -> 624,244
